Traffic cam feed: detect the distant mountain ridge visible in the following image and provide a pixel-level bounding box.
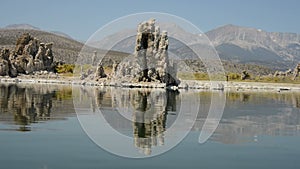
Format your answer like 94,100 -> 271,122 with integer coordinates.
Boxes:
2,23 -> 40,30
1,24 -> 74,40
206,24 -> 300,70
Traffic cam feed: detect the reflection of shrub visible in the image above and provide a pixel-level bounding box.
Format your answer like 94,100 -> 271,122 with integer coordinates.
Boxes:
55,88 -> 73,100
56,64 -> 75,74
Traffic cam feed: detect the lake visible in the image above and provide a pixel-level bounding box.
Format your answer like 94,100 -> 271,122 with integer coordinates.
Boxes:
0,83 -> 300,169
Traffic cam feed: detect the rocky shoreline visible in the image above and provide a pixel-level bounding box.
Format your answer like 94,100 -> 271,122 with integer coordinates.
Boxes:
1,75 -> 300,92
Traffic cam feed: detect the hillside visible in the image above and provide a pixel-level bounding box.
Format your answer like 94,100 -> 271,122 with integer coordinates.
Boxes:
0,29 -> 129,65
0,29 -> 83,63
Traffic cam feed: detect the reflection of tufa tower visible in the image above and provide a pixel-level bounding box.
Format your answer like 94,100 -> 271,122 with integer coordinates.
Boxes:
107,88 -> 178,155
0,84 -> 57,131
131,90 -> 178,155
131,90 -> 167,155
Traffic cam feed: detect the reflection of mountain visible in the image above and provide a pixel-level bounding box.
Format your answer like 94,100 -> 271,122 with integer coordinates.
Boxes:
195,92 -> 300,144
95,88 -> 178,155
0,84 -> 74,131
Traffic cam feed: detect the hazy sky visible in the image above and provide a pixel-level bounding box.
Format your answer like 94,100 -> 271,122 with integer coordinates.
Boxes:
1,0 -> 299,41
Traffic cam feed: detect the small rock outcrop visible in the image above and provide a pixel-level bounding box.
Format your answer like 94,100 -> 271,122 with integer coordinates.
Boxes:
95,63 -> 107,78
241,70 -> 250,80
274,69 -> 292,77
112,18 -> 180,86
273,64 -> 300,80
0,49 -> 10,76
293,63 -> 300,80
0,33 -> 56,77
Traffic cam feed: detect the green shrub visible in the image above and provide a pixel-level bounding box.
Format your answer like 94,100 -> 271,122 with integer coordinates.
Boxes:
194,72 -> 209,80
228,73 -> 241,80
56,64 -> 75,74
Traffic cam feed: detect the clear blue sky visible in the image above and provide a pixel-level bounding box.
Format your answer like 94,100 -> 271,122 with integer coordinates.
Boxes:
1,0 -> 299,41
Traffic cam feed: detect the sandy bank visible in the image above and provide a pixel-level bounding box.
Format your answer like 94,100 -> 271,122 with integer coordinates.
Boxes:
1,76 -> 300,92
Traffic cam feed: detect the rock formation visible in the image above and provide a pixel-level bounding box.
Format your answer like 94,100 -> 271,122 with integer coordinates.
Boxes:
241,70 -> 250,80
293,63 -> 300,80
0,49 -> 10,76
273,64 -> 300,80
95,63 -> 107,78
0,33 -> 56,77
274,69 -> 292,77
113,18 -> 180,86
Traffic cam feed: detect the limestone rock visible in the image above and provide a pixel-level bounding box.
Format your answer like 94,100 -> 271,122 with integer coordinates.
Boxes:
241,70 -> 250,80
112,18 -> 180,86
9,65 -> 18,77
0,33 -> 57,77
12,55 -> 33,74
0,49 -> 11,76
44,43 -> 54,69
0,48 -> 10,60
15,33 -> 33,55
23,37 -> 39,57
0,59 -> 9,76
95,63 -> 107,78
274,69 -> 292,77
293,63 -> 300,80
273,65 -> 299,80
35,43 -> 46,61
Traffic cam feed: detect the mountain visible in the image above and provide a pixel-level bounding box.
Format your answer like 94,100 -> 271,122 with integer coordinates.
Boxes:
50,31 -> 74,39
3,24 -> 40,30
206,24 -> 300,70
2,24 -> 74,40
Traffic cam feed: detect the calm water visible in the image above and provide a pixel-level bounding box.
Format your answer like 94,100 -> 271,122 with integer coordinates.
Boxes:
1,84 -> 300,169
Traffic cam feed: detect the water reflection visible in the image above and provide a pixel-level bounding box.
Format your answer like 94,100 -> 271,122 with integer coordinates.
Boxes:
210,92 -> 300,144
93,88 -> 179,155
0,84 -> 74,131
74,86 -> 300,154
1,84 -> 300,149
